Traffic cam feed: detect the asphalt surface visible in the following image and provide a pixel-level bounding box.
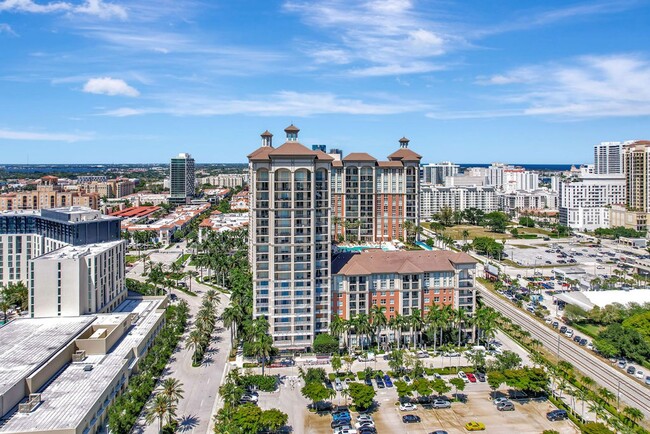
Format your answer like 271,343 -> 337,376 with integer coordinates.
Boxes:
477,283 -> 650,420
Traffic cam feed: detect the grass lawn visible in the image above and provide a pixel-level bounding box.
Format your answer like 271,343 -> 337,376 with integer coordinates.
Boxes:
573,323 -> 603,339
175,253 -> 191,265
510,244 -> 537,249
518,227 -> 553,236
126,255 -> 139,265
423,224 -> 511,240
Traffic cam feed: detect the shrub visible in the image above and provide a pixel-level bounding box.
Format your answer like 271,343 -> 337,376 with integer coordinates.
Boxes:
239,374 -> 277,392
313,333 -> 340,354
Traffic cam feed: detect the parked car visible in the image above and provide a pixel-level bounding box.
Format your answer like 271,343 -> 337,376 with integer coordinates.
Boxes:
364,376 -> 373,387
645,376 -> 650,385
355,421 -> 375,430
579,338 -> 588,346
402,415 -> 421,423
383,374 -> 393,387
332,420 -> 352,429
356,415 -> 373,424
429,432 -> 449,434
465,421 -> 486,431
458,371 -> 468,382
546,410 -> 568,421
497,401 -> 515,411
399,402 -> 417,411
475,372 -> 486,382
493,397 -> 509,406
374,376 -> 385,388
618,359 -> 627,368
573,335 -> 581,343
357,428 -> 376,434
466,373 -> 477,383
559,326 -> 567,334
635,370 -> 645,379
627,366 -> 636,375
552,321 -> 559,328
432,399 -> 451,409
403,375 -> 412,384
333,428 -> 357,434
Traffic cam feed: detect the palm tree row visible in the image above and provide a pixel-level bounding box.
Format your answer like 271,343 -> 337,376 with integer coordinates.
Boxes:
191,229 -> 247,286
145,378 -> 185,433
186,289 -> 220,366
330,305 -> 499,353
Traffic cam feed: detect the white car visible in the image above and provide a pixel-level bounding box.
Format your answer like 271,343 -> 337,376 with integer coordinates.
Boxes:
355,421 -> 375,429
399,403 -> 417,411
565,329 -> 574,337
333,429 -> 357,434
458,371 -> 468,382
356,415 -> 373,424
636,370 -> 645,379
493,397 -> 509,405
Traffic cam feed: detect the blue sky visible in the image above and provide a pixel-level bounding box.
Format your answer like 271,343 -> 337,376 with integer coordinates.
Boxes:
1,0 -> 649,164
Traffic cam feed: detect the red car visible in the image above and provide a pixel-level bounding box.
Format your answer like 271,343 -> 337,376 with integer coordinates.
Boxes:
466,373 -> 477,383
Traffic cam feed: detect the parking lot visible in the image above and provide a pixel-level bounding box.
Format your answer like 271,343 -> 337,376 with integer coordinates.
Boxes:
302,379 -> 578,434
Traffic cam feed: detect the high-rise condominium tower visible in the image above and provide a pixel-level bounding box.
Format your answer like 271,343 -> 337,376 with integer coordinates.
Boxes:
623,141 -> 650,212
594,141 -> 626,175
248,126 -> 333,349
331,137 -> 421,243
169,153 -> 195,205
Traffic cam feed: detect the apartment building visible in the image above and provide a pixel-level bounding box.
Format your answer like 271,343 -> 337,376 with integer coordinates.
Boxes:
420,184 -> 498,219
331,250 -> 477,346
169,153 -> 195,205
0,176 -> 99,211
30,240 -> 127,317
0,207 -> 122,287
558,174 -> 625,230
248,126 -> 333,349
498,189 -> 558,214
79,179 -> 135,199
331,138 -> 421,243
198,173 -> 248,188
594,141 -> 626,175
421,162 -> 460,185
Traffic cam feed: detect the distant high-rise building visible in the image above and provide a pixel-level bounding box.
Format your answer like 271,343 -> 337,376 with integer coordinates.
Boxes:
594,141 -> 626,175
329,148 -> 343,160
169,153 -> 195,205
312,144 -> 327,152
421,162 -> 460,185
623,141 -> 650,212
558,174 -> 625,230
248,125 -> 333,349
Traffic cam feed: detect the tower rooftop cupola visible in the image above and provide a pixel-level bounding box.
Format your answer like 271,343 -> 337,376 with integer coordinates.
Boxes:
399,137 -> 410,148
285,124 -> 300,142
261,130 -> 273,147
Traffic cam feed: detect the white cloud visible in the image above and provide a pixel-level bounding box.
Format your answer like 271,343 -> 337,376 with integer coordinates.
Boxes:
100,91 -> 431,117
0,0 -> 70,13
0,0 -> 126,19
437,54 -> 650,120
83,77 -> 140,97
284,0 -> 454,76
0,128 -> 91,141
0,22 -> 17,35
74,0 -> 126,20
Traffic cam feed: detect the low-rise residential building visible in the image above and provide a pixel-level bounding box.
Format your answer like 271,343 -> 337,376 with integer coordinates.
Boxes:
331,250 -> 477,346
0,176 -> 99,211
498,189 -> 558,215
609,204 -> 650,232
198,211 -> 249,242
122,203 -> 210,245
230,189 -> 249,211
0,296 -> 167,434
117,193 -> 169,206
420,184 -> 498,219
79,179 -> 135,199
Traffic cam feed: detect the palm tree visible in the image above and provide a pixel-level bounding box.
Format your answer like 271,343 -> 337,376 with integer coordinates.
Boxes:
623,406 -> 644,424
461,229 -> 470,244
205,289 -> 221,306
185,270 -> 199,291
407,308 -> 423,349
587,401 -> 606,423
370,305 -> 388,350
146,393 -> 169,433
425,306 -> 444,353
186,330 -> 203,365
598,387 -> 615,404
455,307 -> 467,347
329,315 -> 347,348
160,378 -> 185,405
253,334 -> 273,376
388,314 -> 405,349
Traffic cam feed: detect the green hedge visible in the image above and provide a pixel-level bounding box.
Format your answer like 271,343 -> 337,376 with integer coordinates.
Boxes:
239,375 -> 277,392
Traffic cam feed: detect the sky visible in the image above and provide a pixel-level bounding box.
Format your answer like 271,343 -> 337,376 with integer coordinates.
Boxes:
1,0 -> 649,164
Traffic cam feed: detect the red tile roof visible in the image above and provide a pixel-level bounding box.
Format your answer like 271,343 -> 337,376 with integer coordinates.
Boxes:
343,152 -> 377,162
332,250 -> 476,276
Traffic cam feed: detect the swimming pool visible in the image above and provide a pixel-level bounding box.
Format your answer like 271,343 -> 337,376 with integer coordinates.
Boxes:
337,246 -> 367,252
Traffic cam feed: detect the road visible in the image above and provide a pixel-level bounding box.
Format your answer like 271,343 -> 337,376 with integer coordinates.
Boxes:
128,248 -> 233,434
477,283 -> 650,419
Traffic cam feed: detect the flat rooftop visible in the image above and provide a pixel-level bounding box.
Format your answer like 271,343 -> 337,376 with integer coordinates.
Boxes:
0,298 -> 165,433
0,317 -> 95,402
35,240 -> 124,261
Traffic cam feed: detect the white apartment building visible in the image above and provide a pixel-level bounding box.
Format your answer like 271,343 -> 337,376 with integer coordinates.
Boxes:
444,175 -> 485,187
594,141 -> 627,175
421,162 -> 460,185
420,184 -> 498,219
30,240 -> 127,317
198,173 -> 248,188
558,174 -> 625,230
482,163 -> 539,192
499,189 -> 558,214
0,208 -> 122,288
248,126 -> 333,349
